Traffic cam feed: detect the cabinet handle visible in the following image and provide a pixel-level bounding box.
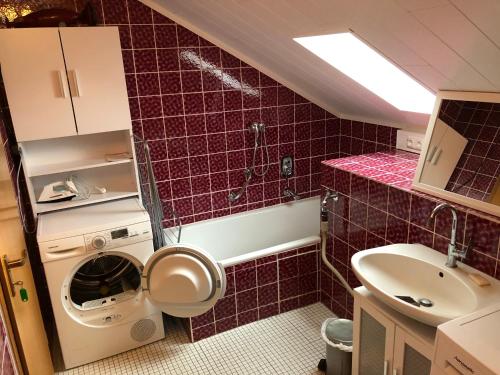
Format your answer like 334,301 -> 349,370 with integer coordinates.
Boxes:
56,70 -> 67,98
431,148 -> 442,165
69,70 -> 81,97
426,145 -> 437,162
384,360 -> 388,375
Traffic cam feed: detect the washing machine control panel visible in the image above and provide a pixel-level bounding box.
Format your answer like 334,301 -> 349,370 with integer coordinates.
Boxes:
84,222 -> 153,252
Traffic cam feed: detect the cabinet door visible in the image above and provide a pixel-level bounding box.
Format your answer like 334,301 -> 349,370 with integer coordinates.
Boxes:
0,28 -> 76,141
393,327 -> 432,375
59,27 -> 132,135
419,119 -> 467,189
353,298 -> 396,375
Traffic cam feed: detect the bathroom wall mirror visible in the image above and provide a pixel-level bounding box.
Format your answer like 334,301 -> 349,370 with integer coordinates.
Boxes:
413,91 -> 500,217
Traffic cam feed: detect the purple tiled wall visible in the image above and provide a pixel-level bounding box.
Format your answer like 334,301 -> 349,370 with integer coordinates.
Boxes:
320,151 -> 500,319
0,0 -> 398,341
186,243 -> 320,342
94,0 -> 341,225
439,99 -> 500,202
0,0 -> 398,228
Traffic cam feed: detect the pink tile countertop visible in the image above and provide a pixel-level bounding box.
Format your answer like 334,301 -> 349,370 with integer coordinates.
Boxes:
322,150 -> 419,191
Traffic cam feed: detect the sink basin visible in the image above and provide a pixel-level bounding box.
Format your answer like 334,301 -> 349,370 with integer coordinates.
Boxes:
351,244 -> 500,326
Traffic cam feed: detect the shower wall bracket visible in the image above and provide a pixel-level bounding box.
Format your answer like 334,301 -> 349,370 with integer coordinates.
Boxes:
228,122 -> 270,203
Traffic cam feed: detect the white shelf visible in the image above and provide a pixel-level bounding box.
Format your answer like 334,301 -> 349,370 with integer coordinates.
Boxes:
28,158 -> 132,177
18,130 -> 140,216
36,191 -> 139,214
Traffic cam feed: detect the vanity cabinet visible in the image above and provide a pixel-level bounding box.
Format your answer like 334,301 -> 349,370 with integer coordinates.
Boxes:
353,287 -> 435,375
0,26 -> 130,141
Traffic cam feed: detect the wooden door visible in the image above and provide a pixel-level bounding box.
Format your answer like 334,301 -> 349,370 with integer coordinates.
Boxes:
0,28 -> 76,141
0,140 -> 53,374
59,27 -> 132,135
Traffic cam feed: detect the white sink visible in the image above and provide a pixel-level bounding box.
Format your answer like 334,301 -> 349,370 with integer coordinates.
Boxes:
351,244 -> 500,326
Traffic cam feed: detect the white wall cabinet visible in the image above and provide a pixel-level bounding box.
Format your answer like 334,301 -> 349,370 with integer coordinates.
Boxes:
353,287 -> 435,375
419,119 -> 467,189
0,26 -> 130,141
58,27 -> 131,135
0,28 -> 76,141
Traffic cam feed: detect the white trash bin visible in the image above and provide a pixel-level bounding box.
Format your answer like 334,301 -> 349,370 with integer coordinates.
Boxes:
321,318 -> 353,375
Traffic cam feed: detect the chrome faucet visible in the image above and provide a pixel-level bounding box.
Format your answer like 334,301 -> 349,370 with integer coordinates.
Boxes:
283,187 -> 300,201
428,203 -> 466,268
321,189 -> 339,213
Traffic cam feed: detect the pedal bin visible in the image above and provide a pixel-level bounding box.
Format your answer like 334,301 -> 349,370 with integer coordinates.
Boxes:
321,318 -> 353,375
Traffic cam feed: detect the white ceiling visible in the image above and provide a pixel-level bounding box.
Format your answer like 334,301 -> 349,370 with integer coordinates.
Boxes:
142,0 -> 500,129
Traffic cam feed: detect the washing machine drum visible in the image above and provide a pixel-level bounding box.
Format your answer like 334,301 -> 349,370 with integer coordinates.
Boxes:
142,244 -> 226,318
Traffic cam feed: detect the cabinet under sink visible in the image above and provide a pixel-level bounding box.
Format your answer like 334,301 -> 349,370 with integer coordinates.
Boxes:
353,287 -> 436,375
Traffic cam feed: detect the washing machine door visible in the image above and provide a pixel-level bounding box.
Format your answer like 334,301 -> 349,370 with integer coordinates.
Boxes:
142,244 -> 226,318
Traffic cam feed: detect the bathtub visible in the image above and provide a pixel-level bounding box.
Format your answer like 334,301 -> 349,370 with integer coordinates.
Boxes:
169,196 -> 322,341
177,197 -> 321,266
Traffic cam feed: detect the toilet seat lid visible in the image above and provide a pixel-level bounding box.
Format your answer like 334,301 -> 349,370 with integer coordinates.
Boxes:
142,244 -> 225,317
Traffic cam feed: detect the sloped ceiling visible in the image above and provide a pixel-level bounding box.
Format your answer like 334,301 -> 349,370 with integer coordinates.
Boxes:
141,0 -> 500,130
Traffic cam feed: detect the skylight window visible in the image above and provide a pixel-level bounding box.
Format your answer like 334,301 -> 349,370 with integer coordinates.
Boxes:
294,33 -> 435,114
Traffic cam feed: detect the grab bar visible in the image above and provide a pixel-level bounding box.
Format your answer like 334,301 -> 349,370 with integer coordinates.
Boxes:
228,168 -> 252,203
163,203 -> 182,244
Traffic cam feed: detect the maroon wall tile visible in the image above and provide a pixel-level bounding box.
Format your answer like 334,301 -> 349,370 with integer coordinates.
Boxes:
0,0 -> 401,346
215,315 -> 237,334
214,295 -> 236,321
189,244 -> 320,341
441,99 -> 500,202
44,0 -> 400,226
192,324 -> 215,341
320,151 -> 500,319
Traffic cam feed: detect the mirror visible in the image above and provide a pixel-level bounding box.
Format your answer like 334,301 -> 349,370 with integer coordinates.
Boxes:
413,91 -> 500,217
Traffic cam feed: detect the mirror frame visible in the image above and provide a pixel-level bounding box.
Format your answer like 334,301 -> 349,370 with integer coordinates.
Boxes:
413,90 -> 500,217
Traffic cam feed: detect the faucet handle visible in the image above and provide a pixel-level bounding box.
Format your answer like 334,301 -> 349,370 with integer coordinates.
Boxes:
459,236 -> 474,259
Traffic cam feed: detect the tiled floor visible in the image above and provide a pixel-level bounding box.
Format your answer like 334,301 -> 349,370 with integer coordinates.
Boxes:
58,303 -> 334,375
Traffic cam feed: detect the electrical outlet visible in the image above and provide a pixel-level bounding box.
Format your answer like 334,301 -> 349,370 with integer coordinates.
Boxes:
396,130 -> 424,154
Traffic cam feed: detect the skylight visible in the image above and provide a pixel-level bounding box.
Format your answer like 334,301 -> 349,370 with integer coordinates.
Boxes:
294,33 -> 435,114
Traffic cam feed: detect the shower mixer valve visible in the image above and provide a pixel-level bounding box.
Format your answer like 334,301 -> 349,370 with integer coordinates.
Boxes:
281,155 -> 300,201
281,155 -> 294,178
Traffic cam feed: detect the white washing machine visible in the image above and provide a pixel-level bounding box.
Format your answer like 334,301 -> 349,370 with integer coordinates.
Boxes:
432,302 -> 500,375
37,198 -> 225,369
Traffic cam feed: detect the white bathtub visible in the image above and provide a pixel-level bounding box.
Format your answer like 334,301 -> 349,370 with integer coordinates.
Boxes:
175,197 -> 320,266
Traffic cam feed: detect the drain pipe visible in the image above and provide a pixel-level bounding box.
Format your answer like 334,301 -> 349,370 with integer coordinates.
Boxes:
320,190 -> 354,297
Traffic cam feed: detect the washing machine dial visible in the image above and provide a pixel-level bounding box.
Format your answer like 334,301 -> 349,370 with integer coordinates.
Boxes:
92,236 -> 107,250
